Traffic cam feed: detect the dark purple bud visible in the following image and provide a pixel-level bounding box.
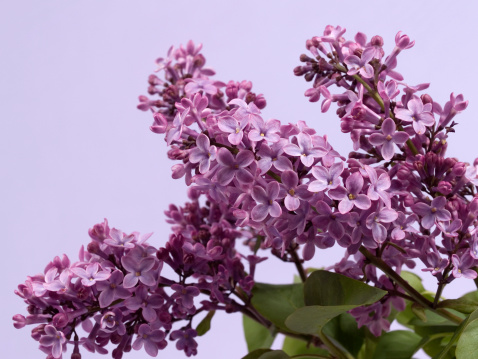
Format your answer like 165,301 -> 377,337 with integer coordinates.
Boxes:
371,35 -> 384,47
87,241 -> 100,254
52,313 -> 69,328
452,162 -> 467,177
421,94 -> 433,104
31,324 -> 46,341
300,54 -> 313,62
254,94 -> 267,109
436,181 -> 452,195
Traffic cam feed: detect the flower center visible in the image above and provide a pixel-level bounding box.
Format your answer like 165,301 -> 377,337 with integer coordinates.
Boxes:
386,135 -> 392,141
260,133 -> 265,137
235,128 -> 240,134
288,189 -> 295,196
431,207 -> 437,213
348,193 -> 356,200
135,271 -> 141,277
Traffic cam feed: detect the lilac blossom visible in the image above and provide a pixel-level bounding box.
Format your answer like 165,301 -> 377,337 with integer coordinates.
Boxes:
70,263 -> 110,287
104,228 -> 135,248
366,207 -> 398,243
229,98 -> 262,122
189,133 -> 217,173
395,98 -> 435,135
248,117 -> 280,143
121,256 -> 157,288
422,252 -> 448,276
184,78 -> 217,95
344,47 -> 375,78
365,166 -> 391,208
279,170 -> 312,211
451,253 -> 477,279
133,324 -> 166,357
312,200 -> 350,240
170,329 -> 198,357
215,148 -> 254,185
96,270 -> 131,308
412,196 -> 451,229
171,284 -> 200,309
256,140 -> 292,174
329,171 -> 371,214
308,162 -> 344,192
251,181 -> 282,221
283,132 -> 327,167
368,118 -> 409,160
39,325 -> 66,358
217,115 -> 248,145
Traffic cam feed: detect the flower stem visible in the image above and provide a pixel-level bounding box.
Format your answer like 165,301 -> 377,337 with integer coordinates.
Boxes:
359,246 -> 463,325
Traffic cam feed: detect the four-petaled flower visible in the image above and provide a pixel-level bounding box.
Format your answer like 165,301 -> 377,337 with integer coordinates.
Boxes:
39,325 -> 66,358
412,196 -> 451,229
329,172 -> 371,214
368,118 -> 409,160
283,133 -> 327,167
395,98 -> 435,135
189,133 -> 217,174
70,262 -> 110,287
132,324 -> 166,357
251,181 -> 282,222
121,256 -> 157,288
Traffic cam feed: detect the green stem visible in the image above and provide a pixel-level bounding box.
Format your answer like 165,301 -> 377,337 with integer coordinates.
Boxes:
317,331 -> 354,359
290,247 -> 307,282
359,246 -> 463,325
290,355 -> 331,359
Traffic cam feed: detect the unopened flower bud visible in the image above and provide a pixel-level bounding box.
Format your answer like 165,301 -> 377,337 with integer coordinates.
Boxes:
371,35 -> 384,47
52,313 -> 69,328
436,181 -> 452,195
452,162 -> 467,177
395,31 -> 414,50
421,94 -> 433,104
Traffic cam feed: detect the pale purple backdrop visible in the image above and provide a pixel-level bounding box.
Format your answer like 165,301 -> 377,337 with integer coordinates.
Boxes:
2,1 -> 478,358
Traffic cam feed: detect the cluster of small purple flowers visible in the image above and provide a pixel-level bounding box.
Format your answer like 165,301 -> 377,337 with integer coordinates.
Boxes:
14,197 -> 256,358
14,26 -> 478,357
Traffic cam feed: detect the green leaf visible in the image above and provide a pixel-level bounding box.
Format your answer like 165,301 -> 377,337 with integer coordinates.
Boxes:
401,271 -> 426,294
195,310 -> 215,336
243,315 -> 276,352
304,270 -> 386,306
285,305 -> 356,335
322,313 -> 366,357
438,297 -> 478,314
371,330 -> 422,359
282,336 -> 330,357
251,283 -> 304,332
242,349 -> 290,359
453,308 -> 478,359
435,308 -> 478,359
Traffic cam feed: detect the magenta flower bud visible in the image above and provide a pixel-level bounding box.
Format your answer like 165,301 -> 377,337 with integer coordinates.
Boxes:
371,35 -> 383,47
421,94 -> 433,104
395,31 -> 414,50
12,314 -> 26,329
436,181 -> 452,195
31,324 -> 46,341
52,313 -> 69,329
452,162 -> 467,177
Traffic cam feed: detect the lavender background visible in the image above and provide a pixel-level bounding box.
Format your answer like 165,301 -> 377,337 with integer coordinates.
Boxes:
2,1 -> 478,358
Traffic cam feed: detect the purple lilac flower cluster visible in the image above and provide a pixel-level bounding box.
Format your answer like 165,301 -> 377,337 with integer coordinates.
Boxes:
137,29 -> 474,334
14,26 -> 478,357
14,196 -> 258,358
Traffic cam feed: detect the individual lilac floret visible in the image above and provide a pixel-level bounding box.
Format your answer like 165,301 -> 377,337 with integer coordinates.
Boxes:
216,148 -> 254,185
451,253 -> 477,279
344,47 -> 375,78
308,162 -> 344,193
121,256 -> 157,288
368,118 -> 409,160
189,133 -> 217,174
251,181 -> 282,222
328,172 -> 371,214
283,132 -> 326,167
104,228 -> 135,248
365,166 -> 391,208
217,115 -> 248,145
248,117 -> 280,143
166,108 -> 190,145
279,170 -> 312,211
133,324 -> 166,357
366,207 -> 398,243
184,78 -> 217,95
39,325 -> 66,358
125,286 -> 164,322
422,252 -> 448,276
412,197 -> 451,229
436,219 -> 462,238
391,212 -> 418,240
96,270 -> 131,308
170,329 -> 198,357
395,98 -> 435,135
257,140 -> 292,174
71,262 -> 110,287
312,201 -> 350,240
171,284 -> 200,309
229,98 -> 262,122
